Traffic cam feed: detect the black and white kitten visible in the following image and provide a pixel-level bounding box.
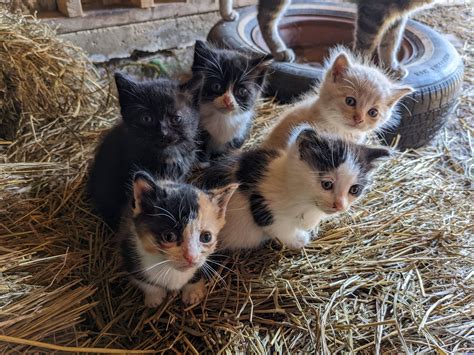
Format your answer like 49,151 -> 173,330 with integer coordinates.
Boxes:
197,125 -> 390,251
87,73 -> 201,228
120,171 -> 238,307
191,40 -> 271,160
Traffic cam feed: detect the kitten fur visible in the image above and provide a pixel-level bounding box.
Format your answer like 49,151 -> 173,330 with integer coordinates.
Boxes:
191,40 -> 271,160
87,73 -> 201,229
262,47 -> 413,150
197,125 -> 390,251
119,171 -> 238,307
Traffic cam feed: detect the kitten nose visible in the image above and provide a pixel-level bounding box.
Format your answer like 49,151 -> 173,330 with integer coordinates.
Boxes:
352,114 -> 363,124
333,199 -> 346,211
223,94 -> 234,109
184,253 -> 198,265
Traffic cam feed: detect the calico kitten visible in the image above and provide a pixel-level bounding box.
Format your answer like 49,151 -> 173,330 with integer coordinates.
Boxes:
120,171 -> 238,307
355,0 -> 436,78
191,40 -> 271,160
88,73 -> 201,228
262,48 -> 413,150
198,126 -> 390,251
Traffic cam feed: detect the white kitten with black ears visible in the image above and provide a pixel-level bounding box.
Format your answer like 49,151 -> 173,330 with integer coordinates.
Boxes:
262,47 -> 414,150
197,126 -> 391,251
118,171 -> 238,307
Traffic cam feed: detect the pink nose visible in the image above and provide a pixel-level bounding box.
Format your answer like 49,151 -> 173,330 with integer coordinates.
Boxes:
333,200 -> 345,211
353,114 -> 362,124
223,94 -> 234,109
184,253 -> 198,265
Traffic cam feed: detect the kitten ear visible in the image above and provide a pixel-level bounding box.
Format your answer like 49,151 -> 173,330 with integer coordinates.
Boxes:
132,171 -> 158,216
388,85 -> 414,106
192,40 -> 213,70
208,183 -> 239,219
330,53 -> 351,82
114,72 -> 138,107
248,53 -> 273,86
295,127 -> 327,162
361,146 -> 391,170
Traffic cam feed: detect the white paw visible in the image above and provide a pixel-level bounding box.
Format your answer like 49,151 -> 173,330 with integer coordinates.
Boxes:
390,64 -> 409,80
182,280 -> 206,305
285,230 -> 311,250
222,10 -> 239,21
144,287 -> 167,308
274,48 -> 296,63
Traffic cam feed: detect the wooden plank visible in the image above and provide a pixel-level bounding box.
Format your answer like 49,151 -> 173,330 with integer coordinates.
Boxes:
129,0 -> 154,8
102,0 -> 123,5
56,0 -> 84,17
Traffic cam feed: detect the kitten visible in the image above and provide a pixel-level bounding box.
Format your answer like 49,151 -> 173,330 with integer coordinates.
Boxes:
191,40 -> 271,161
87,73 -> 201,229
197,126 -> 390,251
220,0 -> 294,62
262,48 -> 413,150
220,0 -> 436,76
119,171 -> 238,307
355,0 -> 436,78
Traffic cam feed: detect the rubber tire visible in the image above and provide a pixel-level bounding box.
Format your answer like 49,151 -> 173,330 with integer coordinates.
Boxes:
208,1 -> 463,150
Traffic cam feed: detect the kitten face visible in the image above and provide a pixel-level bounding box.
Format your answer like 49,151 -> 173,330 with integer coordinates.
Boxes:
131,171 -> 237,271
321,52 -> 413,133
115,73 -> 200,147
293,128 -> 390,214
192,40 -> 271,114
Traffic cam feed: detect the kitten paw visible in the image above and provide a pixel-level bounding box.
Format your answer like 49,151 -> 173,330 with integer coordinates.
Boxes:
284,230 -> 311,249
222,10 -> 239,21
274,48 -> 296,63
144,287 -> 167,308
182,279 -> 206,305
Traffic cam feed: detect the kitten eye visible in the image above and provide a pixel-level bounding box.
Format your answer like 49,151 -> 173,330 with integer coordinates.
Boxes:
199,231 -> 212,243
163,231 -> 177,243
345,97 -> 356,107
321,180 -> 333,190
171,114 -> 182,125
141,115 -> 153,124
211,83 -> 222,93
349,185 -> 362,195
368,108 -> 378,117
237,87 -> 248,97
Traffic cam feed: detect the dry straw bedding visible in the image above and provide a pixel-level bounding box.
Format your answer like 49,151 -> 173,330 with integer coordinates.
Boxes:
0,6 -> 472,354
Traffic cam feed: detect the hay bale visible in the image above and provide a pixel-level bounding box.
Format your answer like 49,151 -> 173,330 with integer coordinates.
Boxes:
0,6 -> 473,354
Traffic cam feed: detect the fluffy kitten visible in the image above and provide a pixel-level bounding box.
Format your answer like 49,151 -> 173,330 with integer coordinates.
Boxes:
355,0 -> 436,78
119,171 -> 238,307
88,73 -> 201,228
198,126 -> 390,251
262,48 -> 413,150
191,40 -> 271,160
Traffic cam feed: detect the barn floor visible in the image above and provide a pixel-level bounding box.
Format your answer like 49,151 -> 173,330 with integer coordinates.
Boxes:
0,4 -> 472,353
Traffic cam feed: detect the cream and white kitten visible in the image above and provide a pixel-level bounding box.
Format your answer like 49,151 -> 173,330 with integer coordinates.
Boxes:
198,126 -> 390,251
262,48 -> 414,150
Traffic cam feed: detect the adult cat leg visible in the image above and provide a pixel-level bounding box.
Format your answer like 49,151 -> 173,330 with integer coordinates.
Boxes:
378,16 -> 409,79
182,271 -> 206,305
219,0 -> 239,21
258,0 -> 295,62
354,3 -> 390,58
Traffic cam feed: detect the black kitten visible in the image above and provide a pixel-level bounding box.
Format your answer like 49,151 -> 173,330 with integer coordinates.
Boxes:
190,40 -> 271,160
87,73 -> 201,228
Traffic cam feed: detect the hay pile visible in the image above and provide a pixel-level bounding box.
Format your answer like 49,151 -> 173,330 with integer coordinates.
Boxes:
1,7 -> 473,353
